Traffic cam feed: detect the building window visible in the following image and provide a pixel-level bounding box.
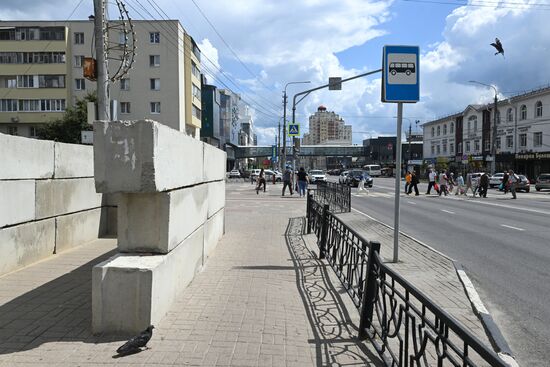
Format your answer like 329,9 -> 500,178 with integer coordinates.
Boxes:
431,145 -> 435,155
474,140 -> 480,151
75,78 -> 85,90
29,126 -> 37,137
484,139 -> 490,151
442,143 -> 447,154
437,126 -> 440,136
443,124 -> 447,135
496,111 -> 501,124
191,61 -> 200,78
150,78 -> 160,91
465,141 -> 470,152
450,122 -> 454,134
120,102 -> 131,114
192,83 -> 201,100
2,76 -> 16,88
506,135 -> 513,148
534,132 -> 543,147
192,104 -> 201,119
520,133 -> 527,147
450,143 -> 454,154
431,127 -> 434,137
74,32 -> 84,44
39,75 -> 65,88
120,78 -> 129,90
150,102 -> 161,114
149,55 -> 160,67
507,108 -> 513,122
535,101 -> 543,117
74,55 -> 84,67
496,137 -> 501,150
520,105 -> 527,120
474,120 -> 478,131
17,75 -> 36,88
457,142 -> 462,154
149,32 -> 160,44
0,99 -> 18,111
436,145 -> 440,154
8,126 -> 18,136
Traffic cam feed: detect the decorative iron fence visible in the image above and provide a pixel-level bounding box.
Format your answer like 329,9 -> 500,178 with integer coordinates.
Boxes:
312,182 -> 351,213
306,194 -> 508,367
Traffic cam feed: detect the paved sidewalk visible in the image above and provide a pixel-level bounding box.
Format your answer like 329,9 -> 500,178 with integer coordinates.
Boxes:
0,181 -> 499,366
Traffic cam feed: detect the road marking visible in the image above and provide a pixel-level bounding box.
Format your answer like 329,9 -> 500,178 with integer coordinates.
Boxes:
500,224 -> 525,231
441,209 -> 455,214
407,201 -> 417,205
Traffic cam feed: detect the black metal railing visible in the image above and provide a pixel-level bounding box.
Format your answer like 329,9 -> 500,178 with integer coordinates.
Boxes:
306,194 -> 508,367
312,182 -> 351,213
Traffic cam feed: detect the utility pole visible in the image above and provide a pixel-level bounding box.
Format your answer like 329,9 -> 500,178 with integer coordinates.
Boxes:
492,93 -> 498,174
408,122 -> 412,163
277,118 -> 281,171
94,0 -> 110,121
282,92 -> 287,169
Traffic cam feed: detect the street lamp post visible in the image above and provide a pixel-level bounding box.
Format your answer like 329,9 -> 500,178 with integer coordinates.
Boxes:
470,81 -> 498,174
282,81 -> 311,171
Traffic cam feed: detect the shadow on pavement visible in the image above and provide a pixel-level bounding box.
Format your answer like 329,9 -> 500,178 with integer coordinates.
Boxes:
284,217 -> 383,367
0,249 -> 131,355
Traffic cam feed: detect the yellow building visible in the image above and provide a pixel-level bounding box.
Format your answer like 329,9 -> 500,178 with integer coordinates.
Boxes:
183,33 -> 202,137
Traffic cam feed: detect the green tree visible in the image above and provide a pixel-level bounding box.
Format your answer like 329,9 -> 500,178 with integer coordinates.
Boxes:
37,92 -> 97,143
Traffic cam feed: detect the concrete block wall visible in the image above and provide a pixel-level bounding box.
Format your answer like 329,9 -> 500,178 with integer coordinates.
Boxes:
0,133 -> 114,276
92,120 -> 226,334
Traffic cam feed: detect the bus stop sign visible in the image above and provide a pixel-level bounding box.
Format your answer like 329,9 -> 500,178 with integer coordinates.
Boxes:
382,45 -> 419,103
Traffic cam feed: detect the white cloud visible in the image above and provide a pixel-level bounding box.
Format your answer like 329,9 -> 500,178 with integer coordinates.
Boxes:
198,38 -> 220,85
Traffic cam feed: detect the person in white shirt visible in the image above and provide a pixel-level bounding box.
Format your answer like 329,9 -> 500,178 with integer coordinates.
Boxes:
426,169 -> 438,194
508,169 -> 519,199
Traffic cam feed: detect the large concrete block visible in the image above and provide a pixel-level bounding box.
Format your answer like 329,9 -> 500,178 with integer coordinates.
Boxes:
0,133 -> 54,180
55,208 -> 107,253
203,143 -> 226,182
0,180 -> 35,228
35,178 -> 103,219
206,181 -> 225,218
117,185 -> 207,253
204,208 -> 224,261
54,142 -> 94,178
94,120 -> 206,193
0,219 -> 55,276
92,226 -> 204,334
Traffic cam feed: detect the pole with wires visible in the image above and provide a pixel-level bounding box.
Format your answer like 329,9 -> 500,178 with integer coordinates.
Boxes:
94,0 -> 110,121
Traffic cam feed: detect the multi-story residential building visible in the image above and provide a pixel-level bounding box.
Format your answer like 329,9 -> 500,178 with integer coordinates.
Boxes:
0,19 -> 201,138
302,105 -> 352,145
422,85 -> 550,178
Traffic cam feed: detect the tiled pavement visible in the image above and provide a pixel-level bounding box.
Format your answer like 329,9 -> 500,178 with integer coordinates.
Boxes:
0,181 -> 495,366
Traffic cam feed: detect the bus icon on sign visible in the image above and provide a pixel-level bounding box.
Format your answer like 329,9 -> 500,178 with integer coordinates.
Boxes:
389,62 -> 415,76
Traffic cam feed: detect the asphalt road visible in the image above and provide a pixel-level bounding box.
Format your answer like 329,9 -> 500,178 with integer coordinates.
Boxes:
329,176 -> 550,366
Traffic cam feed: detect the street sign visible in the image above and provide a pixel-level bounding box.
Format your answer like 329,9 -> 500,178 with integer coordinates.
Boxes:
382,45 -> 420,103
329,77 -> 342,90
288,124 -> 300,136
271,145 -> 277,161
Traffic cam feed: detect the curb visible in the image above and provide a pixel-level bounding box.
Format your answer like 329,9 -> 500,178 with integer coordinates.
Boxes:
453,262 -> 519,367
349,207 -> 518,366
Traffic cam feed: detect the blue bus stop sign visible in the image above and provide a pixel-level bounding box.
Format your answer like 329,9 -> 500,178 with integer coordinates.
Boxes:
382,45 -> 419,103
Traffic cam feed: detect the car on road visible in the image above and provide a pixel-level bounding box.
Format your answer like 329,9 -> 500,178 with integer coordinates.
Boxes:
264,169 -> 282,182
516,175 -> 531,192
309,169 -> 327,184
346,169 -> 373,188
339,171 -> 349,185
489,172 -> 504,188
228,169 -> 241,178
535,173 -> 550,191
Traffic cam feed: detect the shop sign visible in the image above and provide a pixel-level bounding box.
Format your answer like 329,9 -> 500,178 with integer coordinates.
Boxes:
471,155 -> 484,161
516,152 -> 550,160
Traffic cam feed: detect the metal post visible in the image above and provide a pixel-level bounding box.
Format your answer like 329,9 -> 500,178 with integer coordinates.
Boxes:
408,121 -> 412,163
319,204 -> 330,259
277,119 -> 281,171
282,92 -> 287,170
492,93 -> 498,174
307,190 -> 313,234
358,241 -> 381,339
393,103 -> 403,263
93,0 -> 110,121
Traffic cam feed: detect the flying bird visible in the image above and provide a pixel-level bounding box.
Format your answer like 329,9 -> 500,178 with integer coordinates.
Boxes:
116,325 -> 154,355
490,38 -> 504,58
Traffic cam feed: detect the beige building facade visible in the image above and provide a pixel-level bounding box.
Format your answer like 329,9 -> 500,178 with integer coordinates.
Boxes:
0,20 -> 201,138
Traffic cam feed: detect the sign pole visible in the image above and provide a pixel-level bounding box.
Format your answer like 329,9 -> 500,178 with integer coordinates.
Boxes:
393,102 -> 403,263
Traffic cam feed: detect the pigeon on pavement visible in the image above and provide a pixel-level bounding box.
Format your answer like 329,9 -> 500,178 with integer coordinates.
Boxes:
490,38 -> 504,57
116,325 -> 155,355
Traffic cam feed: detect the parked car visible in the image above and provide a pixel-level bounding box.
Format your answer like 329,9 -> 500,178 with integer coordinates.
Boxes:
339,171 -> 349,184
346,169 -> 373,187
250,169 -> 262,181
263,169 -> 282,182
516,175 -> 531,192
308,169 -> 327,184
228,169 -> 241,178
489,172 -> 504,188
535,173 -> 550,191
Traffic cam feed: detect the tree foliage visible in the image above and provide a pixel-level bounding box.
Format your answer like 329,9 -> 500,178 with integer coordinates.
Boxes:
37,92 -> 96,144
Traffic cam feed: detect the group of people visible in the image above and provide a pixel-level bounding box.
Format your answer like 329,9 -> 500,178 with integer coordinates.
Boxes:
420,168 -> 520,199
254,167 -> 310,197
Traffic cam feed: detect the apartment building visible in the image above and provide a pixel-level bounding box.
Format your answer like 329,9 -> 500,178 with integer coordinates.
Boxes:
302,105 -> 352,145
0,19 -> 201,138
422,85 -> 550,178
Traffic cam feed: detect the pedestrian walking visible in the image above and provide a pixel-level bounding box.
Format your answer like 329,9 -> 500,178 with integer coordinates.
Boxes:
256,168 -> 266,194
407,171 -> 420,196
479,172 -> 489,198
438,171 -> 449,196
281,166 -> 293,196
448,172 -> 455,193
455,173 -> 465,195
508,169 -> 519,199
426,169 -> 439,194
296,167 -> 309,197
405,171 -> 411,194
501,171 -> 509,193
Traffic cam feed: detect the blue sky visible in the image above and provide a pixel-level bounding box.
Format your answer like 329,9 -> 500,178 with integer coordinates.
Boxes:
2,0 -> 549,145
